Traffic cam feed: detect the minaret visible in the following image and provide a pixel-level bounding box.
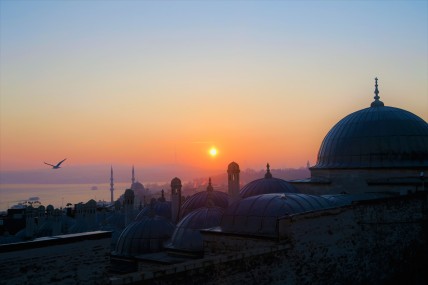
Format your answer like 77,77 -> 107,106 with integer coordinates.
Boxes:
131,165 -> 136,186
170,177 -> 182,224
227,161 -> 240,201
110,166 -> 114,204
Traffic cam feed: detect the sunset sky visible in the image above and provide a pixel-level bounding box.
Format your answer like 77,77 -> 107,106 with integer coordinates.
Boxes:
1,1 -> 427,173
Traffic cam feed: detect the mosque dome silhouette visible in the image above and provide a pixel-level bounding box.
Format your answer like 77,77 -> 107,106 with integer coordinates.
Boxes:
313,78 -> 428,169
221,193 -> 334,236
239,164 -> 299,199
114,215 -> 174,256
135,199 -> 171,221
179,178 -> 228,220
168,207 -> 224,253
131,181 -> 145,192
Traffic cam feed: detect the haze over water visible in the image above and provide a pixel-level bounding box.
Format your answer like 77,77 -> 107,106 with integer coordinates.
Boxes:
0,183 -> 129,212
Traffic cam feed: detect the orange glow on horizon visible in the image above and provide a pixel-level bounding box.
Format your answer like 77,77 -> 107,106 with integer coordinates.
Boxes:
0,2 -> 426,173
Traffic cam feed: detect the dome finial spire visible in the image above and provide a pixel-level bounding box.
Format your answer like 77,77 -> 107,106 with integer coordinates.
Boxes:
265,163 -> 272,178
207,177 -> 214,192
371,77 -> 384,107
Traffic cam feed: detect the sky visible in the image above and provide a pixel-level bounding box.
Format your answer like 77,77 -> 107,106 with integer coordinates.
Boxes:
1,0 -> 427,174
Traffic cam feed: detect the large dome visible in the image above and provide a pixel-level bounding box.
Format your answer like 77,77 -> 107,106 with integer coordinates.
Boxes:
313,80 -> 428,169
221,193 -> 334,236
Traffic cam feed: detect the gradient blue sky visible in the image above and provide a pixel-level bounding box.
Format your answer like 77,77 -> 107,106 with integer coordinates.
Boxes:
1,1 -> 427,171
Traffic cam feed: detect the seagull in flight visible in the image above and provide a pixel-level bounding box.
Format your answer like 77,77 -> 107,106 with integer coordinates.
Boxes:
44,158 -> 67,169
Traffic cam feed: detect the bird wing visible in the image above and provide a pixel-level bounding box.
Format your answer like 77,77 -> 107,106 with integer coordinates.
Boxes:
44,162 -> 55,167
56,158 -> 67,167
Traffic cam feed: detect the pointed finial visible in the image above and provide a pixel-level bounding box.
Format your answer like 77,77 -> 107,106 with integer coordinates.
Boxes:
371,77 -> 384,107
157,189 -> 166,202
265,163 -> 272,179
206,178 -> 215,207
207,177 -> 214,192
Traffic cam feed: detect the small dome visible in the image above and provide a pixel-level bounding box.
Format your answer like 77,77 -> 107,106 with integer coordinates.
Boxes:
314,79 -> 428,169
168,207 -> 224,252
239,164 -> 298,199
221,193 -> 334,236
227,161 -> 240,172
180,190 -> 228,220
115,215 -> 175,257
46,205 -> 54,212
86,199 -> 97,207
135,201 -> 172,221
171,177 -> 182,187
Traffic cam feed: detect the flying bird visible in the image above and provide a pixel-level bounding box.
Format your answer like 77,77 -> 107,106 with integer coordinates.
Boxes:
44,158 -> 67,169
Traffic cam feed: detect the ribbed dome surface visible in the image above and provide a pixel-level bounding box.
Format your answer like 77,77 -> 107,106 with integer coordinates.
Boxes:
221,193 -> 334,236
115,215 -> 174,256
240,177 -> 298,199
314,105 -> 428,169
168,207 -> 224,252
135,201 -> 171,221
180,191 -> 228,219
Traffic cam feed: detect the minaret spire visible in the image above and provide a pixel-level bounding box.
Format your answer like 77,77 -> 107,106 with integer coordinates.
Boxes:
131,165 -> 135,185
371,77 -> 384,107
110,166 -> 114,204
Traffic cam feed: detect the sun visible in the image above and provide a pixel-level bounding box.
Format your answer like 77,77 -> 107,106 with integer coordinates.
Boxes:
209,147 -> 218,157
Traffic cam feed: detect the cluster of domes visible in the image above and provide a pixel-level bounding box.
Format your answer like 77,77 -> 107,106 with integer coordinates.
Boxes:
113,79 -> 428,261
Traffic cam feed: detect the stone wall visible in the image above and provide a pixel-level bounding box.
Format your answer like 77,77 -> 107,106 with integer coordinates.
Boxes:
307,168 -> 425,194
0,231 -> 111,285
114,193 -> 428,285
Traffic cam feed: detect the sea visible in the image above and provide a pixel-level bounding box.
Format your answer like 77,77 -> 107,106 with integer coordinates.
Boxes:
0,182 -> 131,212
